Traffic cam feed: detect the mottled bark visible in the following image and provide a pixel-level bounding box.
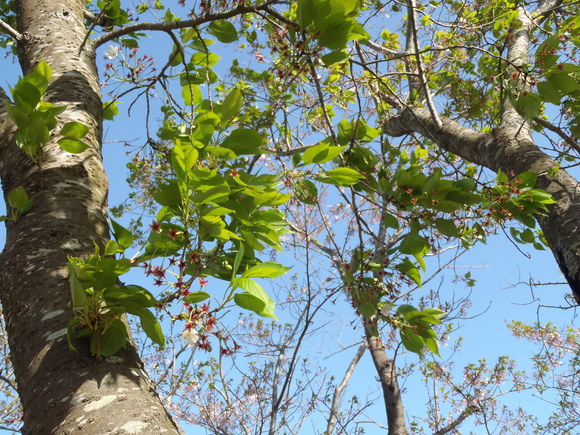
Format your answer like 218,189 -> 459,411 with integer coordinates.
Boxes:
365,329 -> 408,435
0,1 -> 181,433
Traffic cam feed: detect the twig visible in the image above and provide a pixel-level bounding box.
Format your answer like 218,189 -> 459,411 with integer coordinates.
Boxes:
0,18 -> 21,40
534,117 -> 579,153
92,0 -> 279,48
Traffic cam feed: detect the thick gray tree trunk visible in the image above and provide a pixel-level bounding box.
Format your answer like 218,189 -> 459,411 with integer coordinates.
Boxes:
0,1 -> 182,432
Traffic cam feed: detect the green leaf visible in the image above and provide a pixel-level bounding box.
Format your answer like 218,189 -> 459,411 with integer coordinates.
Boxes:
194,184 -> 230,205
182,84 -> 202,106
110,219 -> 134,250
103,101 -> 120,120
154,181 -> 181,207
400,328 -> 425,355
358,302 -> 376,317
61,121 -> 90,139
303,142 -> 345,164
184,291 -> 211,304
221,89 -> 243,123
435,218 -> 460,237
232,242 -> 245,278
7,186 -> 29,209
383,213 -> 399,229
57,138 -> 90,153
93,319 -> 127,357
424,337 -> 440,356
547,72 -> 578,93
320,167 -> 364,186
208,20 -> 238,43
35,59 -> 52,83
234,292 -> 266,315
12,80 -> 41,109
321,50 -> 349,66
232,277 -> 276,318
136,309 -> 165,346
399,232 -> 427,255
515,92 -> 542,119
294,178 -> 318,205
537,81 -> 562,105
242,262 -> 291,279
191,52 -> 220,67
172,141 -> 198,181
221,128 -> 264,155
397,259 -> 422,286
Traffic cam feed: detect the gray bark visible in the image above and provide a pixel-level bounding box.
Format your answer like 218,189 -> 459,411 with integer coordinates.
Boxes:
0,1 -> 182,433
365,328 -> 408,435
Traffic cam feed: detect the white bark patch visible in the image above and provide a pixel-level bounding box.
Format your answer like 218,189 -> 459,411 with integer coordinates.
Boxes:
118,421 -> 150,433
105,355 -> 124,364
62,239 -> 83,250
45,328 -> 67,341
54,180 -> 92,191
83,394 -> 119,412
41,310 -> 65,321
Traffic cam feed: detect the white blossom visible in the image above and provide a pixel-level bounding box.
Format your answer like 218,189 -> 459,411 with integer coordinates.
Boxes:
105,45 -> 121,59
181,328 -> 199,347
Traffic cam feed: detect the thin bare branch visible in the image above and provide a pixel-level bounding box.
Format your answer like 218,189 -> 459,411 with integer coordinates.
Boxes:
326,343 -> 367,435
534,117 -> 579,153
0,18 -> 21,41
92,0 -> 280,49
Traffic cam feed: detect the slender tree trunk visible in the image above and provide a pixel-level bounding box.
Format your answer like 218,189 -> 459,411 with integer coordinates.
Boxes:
365,327 -> 408,435
0,1 -> 182,432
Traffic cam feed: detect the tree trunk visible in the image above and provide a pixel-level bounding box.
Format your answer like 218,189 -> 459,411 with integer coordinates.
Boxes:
365,328 -> 408,435
0,1 -> 182,432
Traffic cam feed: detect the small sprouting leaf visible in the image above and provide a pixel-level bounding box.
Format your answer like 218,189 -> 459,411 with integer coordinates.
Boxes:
35,59 -> 52,82
57,138 -> 90,153
7,186 -> 29,209
103,101 -> 120,120
93,319 -> 127,357
61,121 -> 90,139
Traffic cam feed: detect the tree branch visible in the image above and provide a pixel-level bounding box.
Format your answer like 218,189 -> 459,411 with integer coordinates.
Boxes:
326,343 -> 367,435
0,18 -> 21,41
433,405 -> 479,435
405,0 -> 442,129
533,117 -> 579,153
92,0 -> 280,48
